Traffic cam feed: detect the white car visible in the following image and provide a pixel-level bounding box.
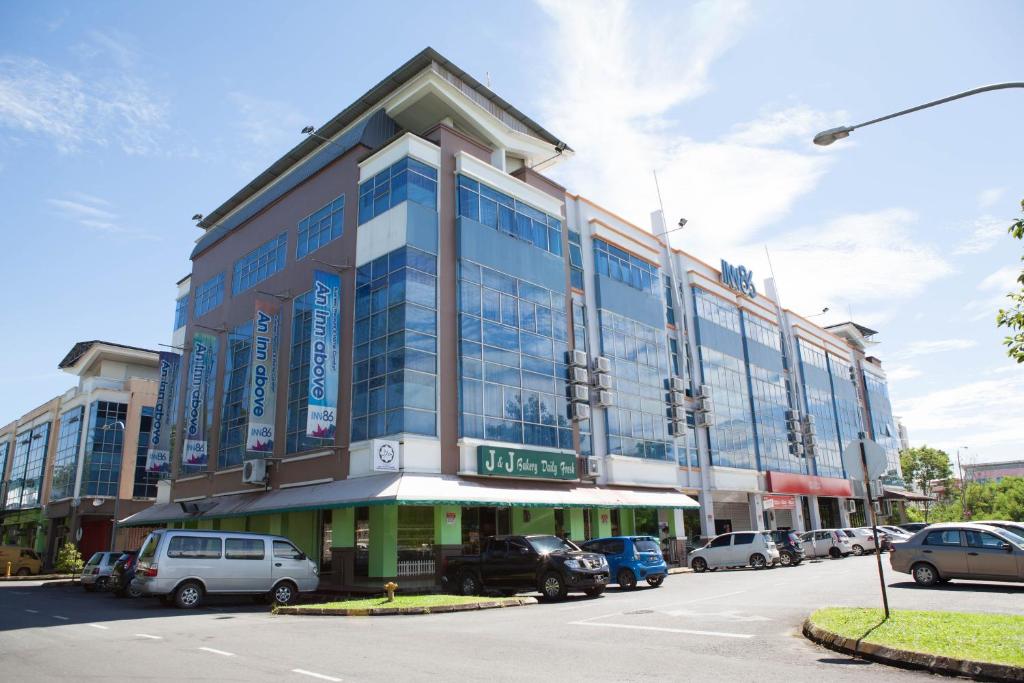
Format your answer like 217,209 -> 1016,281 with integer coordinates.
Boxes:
841,528 -> 880,555
690,531 -> 780,572
81,551 -> 122,591
799,529 -> 854,559
880,525 -> 914,541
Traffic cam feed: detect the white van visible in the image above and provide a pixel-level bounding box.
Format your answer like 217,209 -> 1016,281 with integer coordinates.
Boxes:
132,529 -> 319,609
689,531 -> 780,571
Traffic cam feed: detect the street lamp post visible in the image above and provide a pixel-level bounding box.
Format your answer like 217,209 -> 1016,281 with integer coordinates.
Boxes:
813,82 -> 1024,146
101,421 -> 127,549
956,446 -> 970,519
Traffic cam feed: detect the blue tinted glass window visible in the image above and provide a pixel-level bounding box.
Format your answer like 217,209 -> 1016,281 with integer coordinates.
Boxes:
663,275 -> 676,326
286,291 -> 333,454
6,423 -> 51,509
795,339 -> 843,478
133,407 -> 159,498
456,174 -> 564,258
232,233 -> 287,296
862,369 -> 902,481
358,157 -> 437,224
82,402 -> 127,497
592,238 -> 659,295
193,273 -> 224,318
297,195 -> 344,259
174,294 -> 189,330
49,407 -> 84,501
218,321 -> 253,468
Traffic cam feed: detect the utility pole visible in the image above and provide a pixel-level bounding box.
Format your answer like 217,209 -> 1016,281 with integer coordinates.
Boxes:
860,437 -> 889,619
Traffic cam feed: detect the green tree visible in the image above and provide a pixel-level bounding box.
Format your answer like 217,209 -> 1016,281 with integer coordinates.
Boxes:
55,541 -> 83,576
963,477 -> 1024,522
996,199 -> 1024,362
900,445 -> 953,522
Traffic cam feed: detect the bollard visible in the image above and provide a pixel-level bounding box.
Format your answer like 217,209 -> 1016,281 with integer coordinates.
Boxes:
5,561 -> 10,577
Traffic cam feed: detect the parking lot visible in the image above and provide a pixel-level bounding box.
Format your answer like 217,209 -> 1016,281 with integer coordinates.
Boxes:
3,554 -> 1023,682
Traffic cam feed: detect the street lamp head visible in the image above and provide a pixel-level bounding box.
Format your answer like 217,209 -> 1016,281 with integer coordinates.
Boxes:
301,125 -> 315,135
191,213 -> 203,222
677,218 -> 688,229
813,126 -> 854,146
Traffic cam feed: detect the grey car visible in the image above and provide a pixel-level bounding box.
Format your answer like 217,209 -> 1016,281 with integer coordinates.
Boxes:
889,522 -> 1024,586
81,551 -> 122,591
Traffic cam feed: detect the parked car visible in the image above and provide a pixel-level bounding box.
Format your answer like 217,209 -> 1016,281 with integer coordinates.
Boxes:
81,551 -> 122,591
131,529 -> 319,609
110,550 -> 141,598
890,522 -> 1024,586
689,531 -> 780,572
769,530 -> 805,567
899,522 -> 930,533
842,528 -> 880,555
799,529 -> 853,559
973,520 -> 1024,538
880,525 -> 914,541
0,546 -> 41,576
445,535 -> 608,600
581,536 -> 667,589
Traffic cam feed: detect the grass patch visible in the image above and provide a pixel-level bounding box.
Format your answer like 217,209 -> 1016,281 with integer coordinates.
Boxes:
303,594 -> 520,610
811,607 -> 1024,668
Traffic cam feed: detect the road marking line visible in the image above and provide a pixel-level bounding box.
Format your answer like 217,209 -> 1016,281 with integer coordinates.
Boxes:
87,624 -> 109,630
135,634 -> 162,640
571,621 -> 753,639
25,609 -> 38,614
52,615 -> 69,620
292,669 -> 342,682
660,590 -> 747,609
199,647 -> 235,657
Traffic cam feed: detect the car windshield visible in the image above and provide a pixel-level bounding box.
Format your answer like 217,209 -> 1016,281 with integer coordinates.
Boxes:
843,530 -> 856,537
85,553 -> 102,566
528,536 -> 580,554
999,529 -> 1024,547
634,538 -> 660,553
138,533 -> 161,563
787,532 -> 801,544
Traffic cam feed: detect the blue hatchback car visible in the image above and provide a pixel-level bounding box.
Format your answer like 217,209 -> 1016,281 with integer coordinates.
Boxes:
581,536 -> 668,589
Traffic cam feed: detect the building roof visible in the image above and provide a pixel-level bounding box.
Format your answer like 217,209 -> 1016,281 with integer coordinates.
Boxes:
195,47 -> 569,233
825,321 -> 878,338
58,340 -> 161,369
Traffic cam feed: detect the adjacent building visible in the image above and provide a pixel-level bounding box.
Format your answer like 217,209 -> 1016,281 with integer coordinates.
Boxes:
0,341 -> 162,565
122,48 -> 906,587
963,459 -> 1024,484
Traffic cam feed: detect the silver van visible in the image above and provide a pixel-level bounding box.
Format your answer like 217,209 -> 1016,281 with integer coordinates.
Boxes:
132,529 -> 319,608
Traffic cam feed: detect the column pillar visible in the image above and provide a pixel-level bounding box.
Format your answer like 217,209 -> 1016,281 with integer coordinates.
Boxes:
793,497 -> 807,533
669,509 -> 685,539
593,509 -> 612,538
699,491 -> 715,539
838,499 -> 852,527
567,509 -> 586,542
748,493 -> 766,531
369,505 -> 397,578
807,495 -> 823,530
619,509 -> 636,536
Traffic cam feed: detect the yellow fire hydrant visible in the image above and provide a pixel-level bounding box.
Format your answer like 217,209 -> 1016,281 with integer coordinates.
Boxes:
384,581 -> 398,602
5,561 -> 11,577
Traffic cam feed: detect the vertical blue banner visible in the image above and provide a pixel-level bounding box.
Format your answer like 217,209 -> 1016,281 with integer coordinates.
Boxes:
184,332 -> 217,467
146,351 -> 180,474
306,270 -> 340,439
246,297 -> 280,453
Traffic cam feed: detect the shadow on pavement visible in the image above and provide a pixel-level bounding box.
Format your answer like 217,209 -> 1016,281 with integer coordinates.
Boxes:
0,583 -> 268,633
818,657 -> 872,666
888,580 -> 1024,594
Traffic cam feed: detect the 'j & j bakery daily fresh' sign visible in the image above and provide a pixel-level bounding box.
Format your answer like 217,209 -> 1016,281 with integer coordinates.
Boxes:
476,446 -> 577,481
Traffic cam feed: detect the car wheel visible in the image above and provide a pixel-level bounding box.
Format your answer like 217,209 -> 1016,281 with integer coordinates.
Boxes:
779,551 -> 793,567
541,572 -> 567,601
459,571 -> 481,596
272,581 -> 298,606
584,586 -> 605,598
749,554 -> 767,569
912,562 -> 940,587
16,567 -> 30,576
96,577 -> 109,591
647,575 -> 664,588
829,547 -> 842,560
617,568 -> 637,590
174,581 -> 203,609
852,544 -> 864,556
691,557 -> 708,573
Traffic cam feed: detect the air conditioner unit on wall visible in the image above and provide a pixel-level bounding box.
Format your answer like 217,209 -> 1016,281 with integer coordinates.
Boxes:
670,376 -> 687,393
597,390 -> 615,407
785,409 -> 799,421
672,422 -> 688,440
572,367 -> 590,384
570,349 -> 589,367
572,385 -> 590,403
847,499 -> 858,514
593,356 -> 612,374
696,415 -> 714,429
672,406 -> 687,421
670,390 -> 686,406
572,403 -> 591,421
242,459 -> 268,485
699,384 -> 713,399
596,374 -> 614,390
698,398 -> 714,413
585,457 -> 600,477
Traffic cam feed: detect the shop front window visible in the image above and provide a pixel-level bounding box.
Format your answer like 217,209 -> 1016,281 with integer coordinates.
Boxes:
354,507 -> 369,577
460,507 -> 511,553
397,506 -> 435,576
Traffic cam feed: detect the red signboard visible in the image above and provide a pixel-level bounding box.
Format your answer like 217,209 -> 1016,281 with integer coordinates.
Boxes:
763,494 -> 796,510
767,471 -> 852,498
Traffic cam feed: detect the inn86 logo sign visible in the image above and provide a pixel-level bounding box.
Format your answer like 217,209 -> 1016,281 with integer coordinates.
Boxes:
306,270 -> 341,439
720,259 -> 757,299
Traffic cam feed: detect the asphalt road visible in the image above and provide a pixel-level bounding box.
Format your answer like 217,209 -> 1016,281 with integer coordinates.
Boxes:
3,554 -> 1023,682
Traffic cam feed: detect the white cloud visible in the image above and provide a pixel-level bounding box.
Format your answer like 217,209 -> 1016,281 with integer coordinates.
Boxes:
742,208 -> 953,321
0,55 -> 168,155
47,194 -> 156,239
534,0 -> 845,252
885,364 -> 922,383
895,371 -> 1024,453
978,266 -> 1020,292
900,338 -> 977,358
228,92 -> 308,175
962,267 -> 1020,320
978,187 -> 1004,209
953,215 -> 1010,255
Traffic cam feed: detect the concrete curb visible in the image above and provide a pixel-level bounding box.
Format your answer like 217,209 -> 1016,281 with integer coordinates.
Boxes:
667,567 -> 692,575
274,596 -> 538,616
802,618 -> 1024,682
0,574 -> 75,582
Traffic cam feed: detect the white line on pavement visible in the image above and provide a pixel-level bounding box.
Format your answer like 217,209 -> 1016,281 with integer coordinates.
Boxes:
24,609 -> 38,614
571,621 -> 753,639
292,669 -> 343,682
87,624 -> 109,630
199,647 -> 235,657
662,590 -> 747,608
135,634 -> 162,640
52,615 -> 69,620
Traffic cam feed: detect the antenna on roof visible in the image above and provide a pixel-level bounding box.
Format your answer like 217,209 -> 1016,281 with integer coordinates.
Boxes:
486,71 -> 491,88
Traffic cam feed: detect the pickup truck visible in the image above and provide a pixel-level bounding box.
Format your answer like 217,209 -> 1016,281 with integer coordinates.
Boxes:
443,534 -> 609,601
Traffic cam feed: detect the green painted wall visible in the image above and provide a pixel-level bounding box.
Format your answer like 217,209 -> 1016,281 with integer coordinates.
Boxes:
511,507 -> 555,535
369,505 -> 397,578
333,508 -> 354,548
568,509 -> 586,542
196,520 -> 214,530
620,509 -> 637,536
286,511 -> 317,558
592,509 -> 612,538
220,517 -> 246,532
433,505 -> 461,546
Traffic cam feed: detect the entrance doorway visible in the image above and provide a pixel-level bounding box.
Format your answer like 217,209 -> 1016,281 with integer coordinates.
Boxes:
461,507 -> 510,553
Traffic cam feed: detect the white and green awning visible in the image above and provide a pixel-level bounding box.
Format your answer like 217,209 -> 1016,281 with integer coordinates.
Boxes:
120,473 -> 699,526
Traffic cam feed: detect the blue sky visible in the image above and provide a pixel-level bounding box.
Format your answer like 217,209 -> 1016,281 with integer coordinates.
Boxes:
1,1 -> 1021,466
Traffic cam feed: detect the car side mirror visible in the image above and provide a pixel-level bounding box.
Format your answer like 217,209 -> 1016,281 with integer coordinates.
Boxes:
1002,543 -> 1013,553
298,552 -> 307,561
520,547 -> 530,555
